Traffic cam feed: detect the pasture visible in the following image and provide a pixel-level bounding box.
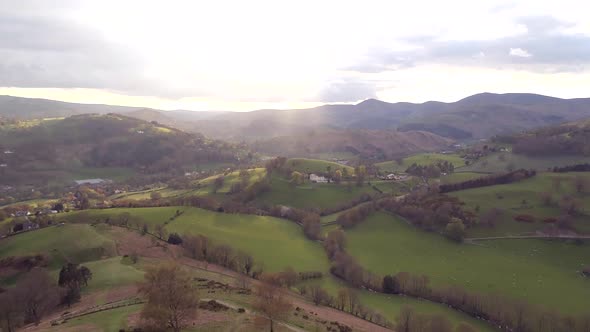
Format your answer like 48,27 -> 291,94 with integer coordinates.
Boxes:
256,175 -> 376,209
72,207 -> 330,273
0,224 -> 117,268
345,212 -> 590,313
376,153 -> 466,173
285,158 -> 354,174
450,172 -> 590,236
462,152 -> 590,173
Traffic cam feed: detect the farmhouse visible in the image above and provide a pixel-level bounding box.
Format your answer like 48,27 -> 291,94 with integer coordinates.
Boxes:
309,173 -> 329,183
75,178 -> 107,185
381,173 -> 407,181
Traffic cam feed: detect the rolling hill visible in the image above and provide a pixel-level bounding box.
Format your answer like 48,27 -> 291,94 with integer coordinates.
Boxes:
3,93 -> 590,142
0,114 -> 244,186
192,93 -> 590,140
251,128 -> 453,159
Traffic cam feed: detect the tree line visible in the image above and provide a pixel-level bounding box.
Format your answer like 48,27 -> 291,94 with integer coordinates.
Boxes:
439,169 -> 536,193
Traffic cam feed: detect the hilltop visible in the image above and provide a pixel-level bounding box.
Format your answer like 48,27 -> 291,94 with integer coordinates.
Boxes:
3,93 -> 590,141
0,114 -> 244,186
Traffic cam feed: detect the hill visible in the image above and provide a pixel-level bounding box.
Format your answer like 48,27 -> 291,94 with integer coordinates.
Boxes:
4,93 -> 590,142
0,95 -> 222,130
252,129 -> 453,159
0,114 -> 244,186
497,117 -> 590,157
192,93 -> 590,140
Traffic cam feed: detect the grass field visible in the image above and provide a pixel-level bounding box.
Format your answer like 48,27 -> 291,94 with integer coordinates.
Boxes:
462,152 -> 590,173
82,257 -> 144,292
256,175 -> 376,209
285,158 -> 354,174
345,212 -> 590,313
58,303 -> 142,331
0,224 -> 117,268
72,207 -> 330,273
308,151 -> 358,161
193,168 -> 267,194
450,172 -> 590,236
376,153 -> 466,173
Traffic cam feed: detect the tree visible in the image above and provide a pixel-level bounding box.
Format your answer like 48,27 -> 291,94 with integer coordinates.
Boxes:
0,209 -> 6,221
290,171 -> 304,186
309,285 -> 329,305
382,275 -> 399,294
212,176 -> 225,193
302,214 -> 322,240
155,224 -> 167,240
336,288 -> 348,311
58,263 -> 92,307
354,165 -> 366,186
167,233 -> 183,245
150,191 -> 162,201
253,276 -> 292,332
444,218 -> 466,243
0,290 -> 23,332
16,269 -> 61,325
52,202 -> 65,212
334,169 -> 342,184
139,264 -> 199,332
396,305 -> 416,332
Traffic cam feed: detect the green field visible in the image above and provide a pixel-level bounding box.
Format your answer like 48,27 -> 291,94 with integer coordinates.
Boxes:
192,167 -> 267,194
308,151 -> 358,161
83,257 -> 144,292
73,207 -> 329,273
376,153 -> 466,173
285,158 -> 354,174
0,224 -> 117,268
256,175 -> 376,209
450,172 -> 590,236
58,303 -> 142,331
345,212 -> 590,313
462,152 -> 590,173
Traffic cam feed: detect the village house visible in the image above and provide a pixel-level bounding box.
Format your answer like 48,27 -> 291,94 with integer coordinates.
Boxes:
75,178 -> 107,186
309,173 -> 329,183
381,173 -> 407,181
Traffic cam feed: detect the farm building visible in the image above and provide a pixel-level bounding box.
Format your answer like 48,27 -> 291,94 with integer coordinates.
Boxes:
309,174 -> 329,183
75,178 -> 108,185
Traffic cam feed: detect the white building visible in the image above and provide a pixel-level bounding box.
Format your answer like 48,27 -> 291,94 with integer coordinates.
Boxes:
309,174 -> 329,183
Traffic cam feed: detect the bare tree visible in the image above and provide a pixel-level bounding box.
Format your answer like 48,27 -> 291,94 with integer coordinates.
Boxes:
155,224 -> 167,240
396,306 -> 416,332
253,276 -> 292,332
139,264 -> 199,332
16,269 -> 61,325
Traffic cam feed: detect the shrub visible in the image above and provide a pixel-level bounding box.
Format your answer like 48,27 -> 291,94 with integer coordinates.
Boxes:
167,233 -> 183,245
514,214 -> 536,223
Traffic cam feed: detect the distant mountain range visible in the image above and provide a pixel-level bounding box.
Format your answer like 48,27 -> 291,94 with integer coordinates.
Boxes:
2,93 -> 590,140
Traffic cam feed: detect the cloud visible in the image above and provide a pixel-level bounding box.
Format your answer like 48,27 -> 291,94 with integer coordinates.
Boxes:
0,12 -> 203,98
509,48 -> 532,58
316,78 -> 377,103
347,16 -> 590,73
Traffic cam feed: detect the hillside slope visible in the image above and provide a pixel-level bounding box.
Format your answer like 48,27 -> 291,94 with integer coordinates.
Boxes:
251,129 -> 453,159
193,93 -> 590,140
0,114 -> 243,185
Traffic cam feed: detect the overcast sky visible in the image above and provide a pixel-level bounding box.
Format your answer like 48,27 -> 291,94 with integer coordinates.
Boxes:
1,0 -> 590,111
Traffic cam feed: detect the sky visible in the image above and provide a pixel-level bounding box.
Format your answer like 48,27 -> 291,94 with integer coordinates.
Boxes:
1,0 -> 590,111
